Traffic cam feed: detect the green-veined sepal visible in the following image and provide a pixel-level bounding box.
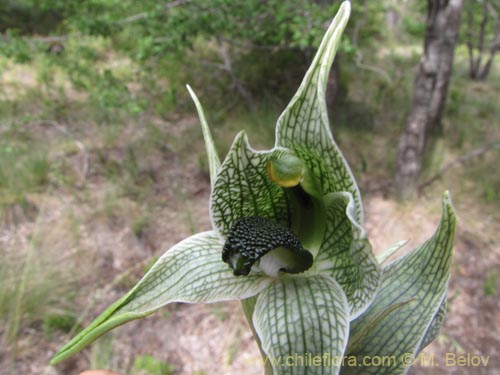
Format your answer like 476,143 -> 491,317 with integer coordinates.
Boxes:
376,240 -> 409,265
346,299 -> 416,355
253,275 -> 350,375
417,294 -> 447,354
275,1 -> 363,223
210,131 -> 292,236
315,192 -> 381,319
342,192 -> 456,375
50,231 -> 270,365
187,85 -> 221,189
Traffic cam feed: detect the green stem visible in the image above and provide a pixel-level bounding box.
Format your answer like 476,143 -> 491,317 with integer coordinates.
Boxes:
241,297 -> 274,375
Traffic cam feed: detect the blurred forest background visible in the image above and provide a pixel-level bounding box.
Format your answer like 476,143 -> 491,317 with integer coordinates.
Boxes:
0,0 -> 499,374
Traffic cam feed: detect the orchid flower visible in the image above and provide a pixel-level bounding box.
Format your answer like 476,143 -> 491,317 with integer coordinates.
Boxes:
50,3 -> 456,374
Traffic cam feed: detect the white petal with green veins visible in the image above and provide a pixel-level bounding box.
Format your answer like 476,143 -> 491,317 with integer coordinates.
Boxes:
275,1 -> 363,223
253,275 -> 350,375
50,231 -> 270,365
315,192 -> 381,319
343,192 -> 456,375
210,131 -> 292,236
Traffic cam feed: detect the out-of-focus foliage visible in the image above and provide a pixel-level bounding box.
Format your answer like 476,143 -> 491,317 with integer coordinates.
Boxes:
461,0 -> 500,80
399,0 -> 427,39
0,0 -> 387,108
0,0 -> 65,34
24,0 -> 383,56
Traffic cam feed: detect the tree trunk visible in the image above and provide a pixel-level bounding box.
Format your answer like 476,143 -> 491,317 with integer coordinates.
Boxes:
466,0 -> 500,81
478,45 -> 499,79
394,0 -> 464,199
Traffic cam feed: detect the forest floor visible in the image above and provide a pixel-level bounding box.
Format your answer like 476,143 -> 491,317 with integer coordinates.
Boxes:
0,110 -> 499,375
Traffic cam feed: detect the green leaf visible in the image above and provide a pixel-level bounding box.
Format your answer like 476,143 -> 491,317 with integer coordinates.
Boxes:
186,84 -> 221,189
210,131 -> 292,236
50,231 -> 270,365
315,192 -> 381,318
275,1 -> 363,223
253,275 -> 350,375
342,192 -> 456,375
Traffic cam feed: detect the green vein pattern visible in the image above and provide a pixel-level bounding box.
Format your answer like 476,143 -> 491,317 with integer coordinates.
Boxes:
50,231 -> 270,365
275,2 -> 363,224
254,275 -> 350,375
342,193 -> 456,375
316,192 -> 381,318
210,132 -> 292,236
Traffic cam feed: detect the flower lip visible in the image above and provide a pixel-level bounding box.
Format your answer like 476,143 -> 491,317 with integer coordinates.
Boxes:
222,216 -> 313,276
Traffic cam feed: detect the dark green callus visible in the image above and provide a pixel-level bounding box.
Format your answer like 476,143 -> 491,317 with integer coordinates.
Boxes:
222,216 -> 313,276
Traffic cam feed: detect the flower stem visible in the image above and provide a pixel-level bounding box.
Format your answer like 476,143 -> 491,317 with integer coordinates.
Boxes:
241,297 -> 274,375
